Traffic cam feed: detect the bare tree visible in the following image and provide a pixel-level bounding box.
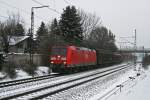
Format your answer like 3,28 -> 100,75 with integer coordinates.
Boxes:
88,26 -> 117,51
0,13 -> 24,53
78,9 -> 102,40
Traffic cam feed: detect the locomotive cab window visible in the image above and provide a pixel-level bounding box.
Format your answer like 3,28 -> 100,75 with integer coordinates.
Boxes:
51,47 -> 67,56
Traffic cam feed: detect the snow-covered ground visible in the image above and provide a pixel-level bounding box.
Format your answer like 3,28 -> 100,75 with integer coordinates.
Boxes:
89,63 -> 149,100
0,63 -> 130,99
44,63 -> 146,100
1,63 -> 149,100
0,66 -> 49,82
108,65 -> 150,100
43,63 -> 134,100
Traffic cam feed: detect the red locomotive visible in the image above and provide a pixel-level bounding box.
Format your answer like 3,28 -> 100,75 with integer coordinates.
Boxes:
50,45 -> 97,73
50,45 -> 132,73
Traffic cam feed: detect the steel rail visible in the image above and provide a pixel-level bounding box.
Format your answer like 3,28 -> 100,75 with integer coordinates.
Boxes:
0,74 -> 59,88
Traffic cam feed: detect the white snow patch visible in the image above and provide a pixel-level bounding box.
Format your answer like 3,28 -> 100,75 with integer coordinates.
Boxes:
35,66 -> 49,76
0,66 -> 50,82
16,69 -> 31,79
0,72 -> 6,79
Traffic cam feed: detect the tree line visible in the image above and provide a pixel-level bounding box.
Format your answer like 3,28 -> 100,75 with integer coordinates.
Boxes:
36,6 -> 117,54
0,6 -> 117,53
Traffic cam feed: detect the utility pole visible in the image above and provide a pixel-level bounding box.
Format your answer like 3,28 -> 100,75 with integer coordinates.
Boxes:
134,29 -> 137,51
118,29 -> 137,64
31,7 -> 34,37
30,7 -> 34,65
134,29 -> 137,66
30,6 -> 49,65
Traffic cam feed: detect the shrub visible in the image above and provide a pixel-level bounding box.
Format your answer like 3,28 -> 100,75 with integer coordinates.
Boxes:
2,62 -> 16,79
22,62 -> 37,76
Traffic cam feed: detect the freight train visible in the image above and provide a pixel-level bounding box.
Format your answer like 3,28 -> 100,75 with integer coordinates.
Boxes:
49,45 -> 131,73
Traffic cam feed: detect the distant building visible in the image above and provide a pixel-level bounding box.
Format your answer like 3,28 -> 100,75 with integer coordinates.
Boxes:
9,36 -> 30,53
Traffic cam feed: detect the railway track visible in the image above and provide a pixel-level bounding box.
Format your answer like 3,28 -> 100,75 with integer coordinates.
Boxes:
0,74 -> 62,97
0,74 -> 60,88
0,63 -> 133,100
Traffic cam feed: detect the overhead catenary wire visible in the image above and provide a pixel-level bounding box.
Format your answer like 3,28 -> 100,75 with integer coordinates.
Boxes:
119,37 -> 135,45
0,15 -> 35,27
0,0 -> 46,21
0,15 -> 40,29
0,0 -> 29,15
32,0 -> 61,14
64,0 -> 72,5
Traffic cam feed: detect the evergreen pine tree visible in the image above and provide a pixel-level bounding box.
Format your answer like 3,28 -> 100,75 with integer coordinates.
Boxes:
37,22 -> 48,37
50,18 -> 61,35
36,22 -> 48,42
36,22 -> 48,52
59,6 -> 83,45
14,23 -> 25,36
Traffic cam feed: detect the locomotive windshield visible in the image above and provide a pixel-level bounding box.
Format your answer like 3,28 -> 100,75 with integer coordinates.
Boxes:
51,47 -> 67,56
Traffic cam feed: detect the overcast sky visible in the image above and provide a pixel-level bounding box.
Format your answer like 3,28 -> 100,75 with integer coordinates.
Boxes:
0,0 -> 150,48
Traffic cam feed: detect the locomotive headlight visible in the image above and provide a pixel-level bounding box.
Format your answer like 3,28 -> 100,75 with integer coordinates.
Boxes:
61,57 -> 66,60
58,55 -> 60,58
63,62 -> 66,64
51,57 -> 56,60
51,61 -> 54,64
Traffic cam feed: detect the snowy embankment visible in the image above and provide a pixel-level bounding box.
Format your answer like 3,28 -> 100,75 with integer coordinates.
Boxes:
1,63 -> 146,100
0,66 -> 49,82
0,63 -> 129,99
43,63 -> 134,100
89,63 -> 148,100
107,65 -> 149,100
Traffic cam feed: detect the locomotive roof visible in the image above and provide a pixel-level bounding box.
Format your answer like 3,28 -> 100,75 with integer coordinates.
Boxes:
52,45 -> 96,52
76,47 -> 95,51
